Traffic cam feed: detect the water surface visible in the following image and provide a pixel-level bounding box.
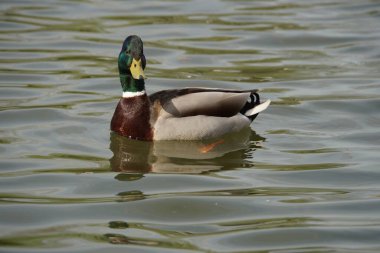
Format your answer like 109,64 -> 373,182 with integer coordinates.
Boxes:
1,0 -> 380,252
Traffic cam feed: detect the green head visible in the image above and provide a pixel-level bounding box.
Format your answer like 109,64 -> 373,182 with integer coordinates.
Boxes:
118,35 -> 146,92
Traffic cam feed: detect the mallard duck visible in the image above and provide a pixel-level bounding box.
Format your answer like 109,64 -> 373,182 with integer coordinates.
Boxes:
111,35 -> 270,141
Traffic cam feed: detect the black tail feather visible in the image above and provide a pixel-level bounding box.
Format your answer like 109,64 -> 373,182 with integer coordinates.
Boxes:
240,91 -> 261,121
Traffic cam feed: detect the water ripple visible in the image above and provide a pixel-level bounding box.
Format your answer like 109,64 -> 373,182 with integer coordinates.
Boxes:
1,0 -> 380,252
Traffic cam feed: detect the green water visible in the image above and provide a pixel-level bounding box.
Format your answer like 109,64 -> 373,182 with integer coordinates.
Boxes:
1,0 -> 380,252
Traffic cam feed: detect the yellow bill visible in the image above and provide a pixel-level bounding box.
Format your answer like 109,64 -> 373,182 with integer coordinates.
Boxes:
129,58 -> 146,80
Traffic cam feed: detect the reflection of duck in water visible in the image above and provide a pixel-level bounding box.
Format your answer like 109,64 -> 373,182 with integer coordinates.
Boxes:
111,35 -> 270,141
109,129 -> 265,174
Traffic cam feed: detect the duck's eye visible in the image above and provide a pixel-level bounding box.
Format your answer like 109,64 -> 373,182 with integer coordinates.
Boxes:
134,64 -> 137,67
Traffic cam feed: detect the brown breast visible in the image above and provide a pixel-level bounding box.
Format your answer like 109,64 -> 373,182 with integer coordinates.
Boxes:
110,95 -> 153,141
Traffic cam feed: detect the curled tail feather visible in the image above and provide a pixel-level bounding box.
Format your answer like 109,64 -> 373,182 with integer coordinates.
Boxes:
240,92 -> 271,121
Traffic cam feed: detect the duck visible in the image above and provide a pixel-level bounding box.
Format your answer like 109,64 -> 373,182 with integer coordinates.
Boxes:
111,35 -> 271,141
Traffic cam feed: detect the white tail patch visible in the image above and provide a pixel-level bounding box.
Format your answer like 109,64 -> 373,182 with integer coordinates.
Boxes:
244,99 -> 271,117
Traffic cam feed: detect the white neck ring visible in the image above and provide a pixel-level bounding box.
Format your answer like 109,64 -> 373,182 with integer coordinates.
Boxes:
122,90 -> 146,98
